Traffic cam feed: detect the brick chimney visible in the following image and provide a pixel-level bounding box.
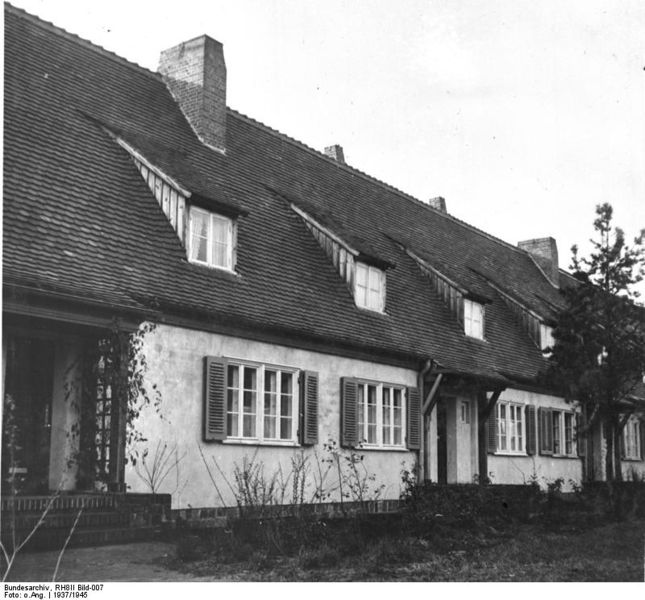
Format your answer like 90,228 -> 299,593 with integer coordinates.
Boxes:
324,145 -> 345,164
159,35 -> 226,153
428,197 -> 447,212
518,237 -> 559,287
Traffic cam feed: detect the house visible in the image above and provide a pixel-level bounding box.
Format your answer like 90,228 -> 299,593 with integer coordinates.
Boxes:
3,4 -> 644,509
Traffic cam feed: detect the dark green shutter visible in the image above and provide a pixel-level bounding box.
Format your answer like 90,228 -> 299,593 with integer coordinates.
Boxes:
538,407 -> 553,455
526,405 -> 537,455
576,413 -> 586,457
487,409 -> 497,454
406,387 -> 421,450
340,378 -> 358,448
640,420 -> 645,460
300,371 -> 318,446
204,356 -> 227,441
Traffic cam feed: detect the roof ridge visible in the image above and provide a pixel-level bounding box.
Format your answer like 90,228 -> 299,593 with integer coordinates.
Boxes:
227,107 -> 538,258
5,2 -> 161,81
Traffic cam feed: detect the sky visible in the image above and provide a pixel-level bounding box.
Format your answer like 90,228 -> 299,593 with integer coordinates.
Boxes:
7,0 -> 645,293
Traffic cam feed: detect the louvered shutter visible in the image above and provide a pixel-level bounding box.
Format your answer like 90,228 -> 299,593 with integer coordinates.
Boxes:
526,405 -> 537,455
620,425 -> 626,459
341,378 -> 358,448
300,371 -> 319,446
576,413 -> 586,457
204,356 -> 227,441
406,387 -> 421,450
639,420 -> 645,460
487,409 -> 498,454
538,407 -> 553,455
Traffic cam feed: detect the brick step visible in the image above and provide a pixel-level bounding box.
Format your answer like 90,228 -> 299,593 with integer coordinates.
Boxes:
1,510 -> 131,531
1,495 -> 120,513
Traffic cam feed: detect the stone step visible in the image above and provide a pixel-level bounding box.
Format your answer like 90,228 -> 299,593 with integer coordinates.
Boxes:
2,525 -> 164,552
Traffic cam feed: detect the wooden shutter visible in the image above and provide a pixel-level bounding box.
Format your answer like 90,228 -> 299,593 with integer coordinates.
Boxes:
203,356 -> 227,441
487,408 -> 497,454
406,387 -> 421,450
639,420 -> 645,460
576,413 -> 586,457
300,371 -> 319,446
526,405 -> 537,455
340,378 -> 358,448
620,425 -> 627,459
538,407 -> 553,455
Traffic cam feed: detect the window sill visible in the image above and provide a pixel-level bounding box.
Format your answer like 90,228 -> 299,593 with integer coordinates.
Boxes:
355,306 -> 389,317
223,438 -> 300,448
493,451 -> 527,457
464,334 -> 488,344
187,259 -> 238,275
622,456 -> 643,462
355,445 -> 410,452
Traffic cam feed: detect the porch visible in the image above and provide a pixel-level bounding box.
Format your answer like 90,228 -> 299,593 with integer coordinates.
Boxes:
2,313 -> 137,496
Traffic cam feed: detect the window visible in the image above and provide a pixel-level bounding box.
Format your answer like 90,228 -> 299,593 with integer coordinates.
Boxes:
461,401 -> 470,424
540,324 -> 554,353
496,401 -> 525,454
188,207 -> 235,270
542,409 -> 577,456
355,262 -> 385,312
356,382 -> 405,447
226,363 -> 297,443
622,418 -> 642,460
464,299 -> 484,339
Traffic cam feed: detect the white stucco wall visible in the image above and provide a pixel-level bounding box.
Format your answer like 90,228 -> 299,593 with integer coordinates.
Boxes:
487,388 -> 583,489
125,324 -> 418,508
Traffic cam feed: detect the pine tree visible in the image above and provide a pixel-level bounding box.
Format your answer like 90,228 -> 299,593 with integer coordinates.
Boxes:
546,203 -> 645,481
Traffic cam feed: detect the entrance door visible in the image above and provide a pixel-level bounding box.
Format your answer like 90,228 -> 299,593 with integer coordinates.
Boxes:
2,338 -> 55,494
436,397 -> 448,484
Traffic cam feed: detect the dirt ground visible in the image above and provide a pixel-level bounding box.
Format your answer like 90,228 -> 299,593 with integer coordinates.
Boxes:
5,518 -> 645,582
5,541 -> 205,582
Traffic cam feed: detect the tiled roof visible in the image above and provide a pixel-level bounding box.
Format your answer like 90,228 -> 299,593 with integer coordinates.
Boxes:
3,3 -> 566,383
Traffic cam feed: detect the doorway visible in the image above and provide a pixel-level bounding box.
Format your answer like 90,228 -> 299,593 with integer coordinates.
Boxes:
436,397 -> 447,484
2,338 -> 55,494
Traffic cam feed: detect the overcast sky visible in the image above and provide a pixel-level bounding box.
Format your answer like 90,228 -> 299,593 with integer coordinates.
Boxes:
8,0 -> 645,294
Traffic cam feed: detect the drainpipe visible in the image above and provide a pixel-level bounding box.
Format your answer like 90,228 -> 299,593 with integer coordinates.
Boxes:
417,359 -> 434,482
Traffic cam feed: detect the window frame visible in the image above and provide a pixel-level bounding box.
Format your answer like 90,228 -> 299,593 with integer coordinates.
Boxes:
464,299 -> 484,339
355,380 -> 406,449
495,401 -> 526,455
623,417 -> 642,460
354,262 -> 386,313
187,206 -> 236,272
549,409 -> 577,457
224,360 -> 300,446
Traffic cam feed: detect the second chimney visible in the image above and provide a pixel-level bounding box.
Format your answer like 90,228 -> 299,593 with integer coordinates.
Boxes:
428,197 -> 447,212
159,35 -> 226,153
518,237 -> 559,287
324,145 -> 345,164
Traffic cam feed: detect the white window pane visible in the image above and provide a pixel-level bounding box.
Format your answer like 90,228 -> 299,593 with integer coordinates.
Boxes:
211,215 -> 229,243
356,263 -> 368,287
369,267 -> 381,291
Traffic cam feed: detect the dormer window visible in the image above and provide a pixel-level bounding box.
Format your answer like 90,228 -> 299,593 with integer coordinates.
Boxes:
188,207 -> 235,271
540,324 -> 554,353
355,262 -> 385,312
464,299 -> 484,339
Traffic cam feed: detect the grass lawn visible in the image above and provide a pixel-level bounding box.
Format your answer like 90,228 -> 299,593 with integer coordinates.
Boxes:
166,518 -> 645,581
